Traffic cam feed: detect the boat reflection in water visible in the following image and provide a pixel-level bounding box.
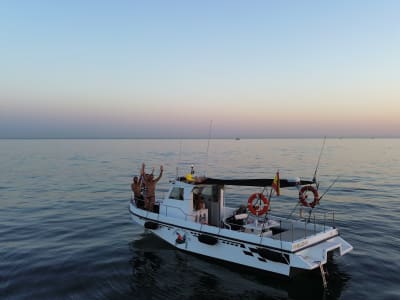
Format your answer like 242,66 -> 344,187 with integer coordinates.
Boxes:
129,235 -> 350,300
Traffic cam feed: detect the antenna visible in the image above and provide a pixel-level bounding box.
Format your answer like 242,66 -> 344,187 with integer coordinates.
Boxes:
176,139 -> 183,179
205,120 -> 213,176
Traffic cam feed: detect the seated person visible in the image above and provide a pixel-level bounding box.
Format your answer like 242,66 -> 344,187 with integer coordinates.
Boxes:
235,204 -> 247,215
193,192 -> 205,210
225,205 -> 248,230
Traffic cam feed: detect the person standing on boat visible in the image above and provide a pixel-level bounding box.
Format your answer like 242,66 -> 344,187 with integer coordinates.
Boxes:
141,163 -> 163,211
131,176 -> 144,208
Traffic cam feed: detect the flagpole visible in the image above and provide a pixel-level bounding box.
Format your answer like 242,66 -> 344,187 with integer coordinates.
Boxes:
260,170 -> 279,236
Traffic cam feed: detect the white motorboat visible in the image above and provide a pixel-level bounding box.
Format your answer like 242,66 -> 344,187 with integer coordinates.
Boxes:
129,169 -> 353,286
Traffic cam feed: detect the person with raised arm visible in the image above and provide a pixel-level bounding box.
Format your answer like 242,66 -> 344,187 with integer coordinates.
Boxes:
141,163 -> 163,211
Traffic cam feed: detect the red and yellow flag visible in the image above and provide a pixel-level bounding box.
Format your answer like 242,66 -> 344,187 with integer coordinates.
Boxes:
272,171 -> 280,196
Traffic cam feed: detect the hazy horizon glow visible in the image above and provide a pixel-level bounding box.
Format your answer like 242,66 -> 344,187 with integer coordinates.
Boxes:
1,1 -> 400,138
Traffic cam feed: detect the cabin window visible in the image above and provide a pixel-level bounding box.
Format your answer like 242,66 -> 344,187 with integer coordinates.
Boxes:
169,187 -> 184,200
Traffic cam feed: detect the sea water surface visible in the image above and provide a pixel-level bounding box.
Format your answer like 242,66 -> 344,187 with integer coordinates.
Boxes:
1,139 -> 399,300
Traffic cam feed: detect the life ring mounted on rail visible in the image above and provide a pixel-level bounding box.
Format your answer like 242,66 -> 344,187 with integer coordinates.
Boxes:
299,185 -> 319,208
247,193 -> 270,216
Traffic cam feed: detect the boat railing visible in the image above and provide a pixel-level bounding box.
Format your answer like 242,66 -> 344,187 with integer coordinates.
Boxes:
222,217 -> 243,231
223,221 -> 232,230
220,208 -> 337,242
158,202 -> 196,222
268,208 -> 337,242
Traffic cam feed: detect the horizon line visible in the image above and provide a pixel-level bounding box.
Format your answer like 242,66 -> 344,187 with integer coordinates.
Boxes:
0,136 -> 399,140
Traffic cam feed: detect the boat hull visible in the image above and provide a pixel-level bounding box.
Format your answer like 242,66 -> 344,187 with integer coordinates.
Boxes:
129,204 -> 352,277
131,209 -> 291,276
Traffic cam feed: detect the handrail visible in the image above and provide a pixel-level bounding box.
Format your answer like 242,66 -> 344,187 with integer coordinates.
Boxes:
132,197 -> 338,242
296,210 -> 336,241
269,210 -> 337,242
159,202 -> 202,222
223,220 -> 232,230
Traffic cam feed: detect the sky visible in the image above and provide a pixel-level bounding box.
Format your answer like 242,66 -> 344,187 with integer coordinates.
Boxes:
1,0 -> 399,138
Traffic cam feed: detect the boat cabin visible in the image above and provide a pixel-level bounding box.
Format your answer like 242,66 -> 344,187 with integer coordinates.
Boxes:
159,179 -> 225,227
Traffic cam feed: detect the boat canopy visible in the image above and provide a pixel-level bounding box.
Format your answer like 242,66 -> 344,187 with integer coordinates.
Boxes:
178,177 -> 314,187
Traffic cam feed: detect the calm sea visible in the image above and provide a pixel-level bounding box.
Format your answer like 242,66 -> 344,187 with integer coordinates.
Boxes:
1,139 -> 399,300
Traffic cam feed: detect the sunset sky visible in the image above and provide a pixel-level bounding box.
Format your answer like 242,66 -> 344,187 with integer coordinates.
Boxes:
1,0 -> 399,138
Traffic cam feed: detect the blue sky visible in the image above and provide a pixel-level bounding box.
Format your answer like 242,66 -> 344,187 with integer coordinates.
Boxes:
1,0 -> 399,138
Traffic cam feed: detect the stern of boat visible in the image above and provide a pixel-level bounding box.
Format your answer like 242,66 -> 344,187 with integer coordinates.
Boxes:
292,236 -> 353,272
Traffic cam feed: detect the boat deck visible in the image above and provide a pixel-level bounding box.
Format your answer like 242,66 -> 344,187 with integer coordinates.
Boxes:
271,227 -> 311,242
271,217 -> 334,242
236,216 -> 334,243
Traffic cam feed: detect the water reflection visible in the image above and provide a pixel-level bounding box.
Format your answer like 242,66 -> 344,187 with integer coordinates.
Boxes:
129,235 -> 350,300
128,235 -> 165,299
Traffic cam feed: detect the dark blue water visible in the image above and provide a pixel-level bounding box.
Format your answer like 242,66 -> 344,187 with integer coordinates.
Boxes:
1,139 -> 399,299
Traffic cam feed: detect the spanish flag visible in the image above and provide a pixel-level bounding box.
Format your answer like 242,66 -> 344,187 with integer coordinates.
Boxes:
272,171 -> 280,196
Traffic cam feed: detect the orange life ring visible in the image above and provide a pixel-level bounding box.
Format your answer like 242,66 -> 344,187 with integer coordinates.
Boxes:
299,185 -> 319,208
247,193 -> 269,216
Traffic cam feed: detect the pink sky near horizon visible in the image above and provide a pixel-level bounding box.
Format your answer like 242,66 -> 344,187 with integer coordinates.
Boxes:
2,91 -> 399,138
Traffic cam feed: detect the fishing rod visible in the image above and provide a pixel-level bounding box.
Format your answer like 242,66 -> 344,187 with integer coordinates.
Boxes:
260,172 -> 279,234
288,201 -> 301,219
305,175 -> 340,222
318,175 -> 340,201
313,136 -> 326,188
303,137 -> 326,221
